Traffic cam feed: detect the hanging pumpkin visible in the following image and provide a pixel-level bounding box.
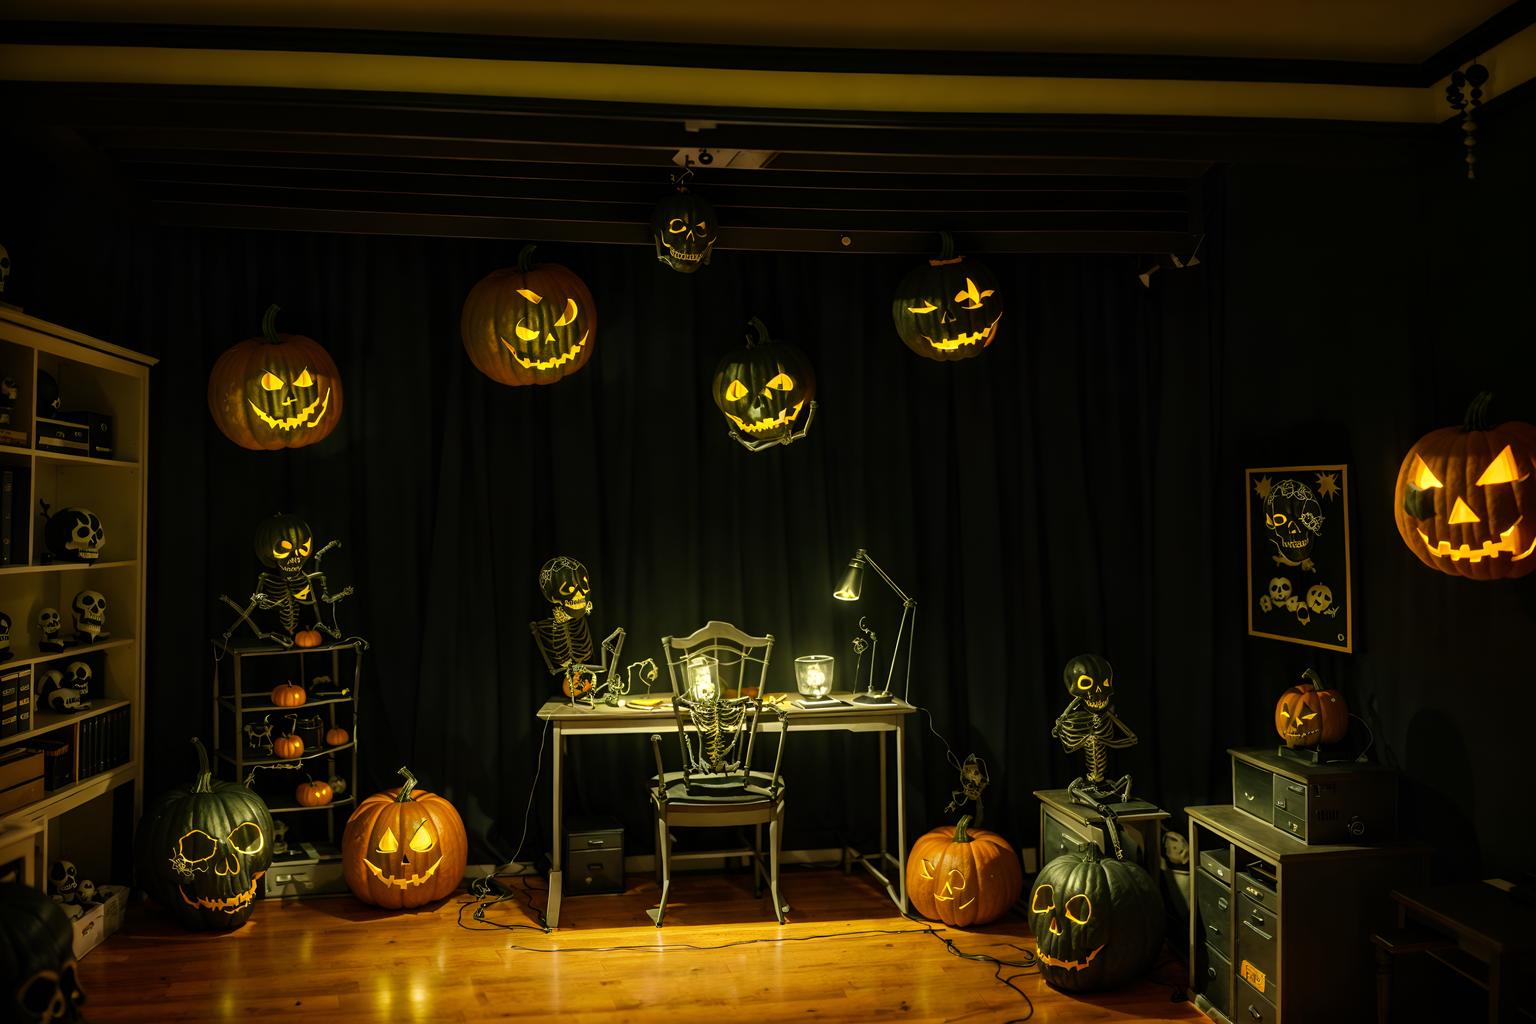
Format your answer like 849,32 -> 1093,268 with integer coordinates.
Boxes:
343,766 -> 468,909
296,779 -> 334,807
905,815 -> 1023,927
134,738 -> 274,930
891,232 -> 1004,361
651,186 -> 717,273
208,304 -> 344,450
461,245 -> 596,386
1394,392 -> 1536,580
270,682 -> 307,707
710,317 -> 816,448
0,882 -> 86,1024
1029,842 -> 1163,992
1274,668 -> 1348,748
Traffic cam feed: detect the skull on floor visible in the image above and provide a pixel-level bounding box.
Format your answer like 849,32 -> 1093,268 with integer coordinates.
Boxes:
72,590 -> 107,636
48,860 -> 79,903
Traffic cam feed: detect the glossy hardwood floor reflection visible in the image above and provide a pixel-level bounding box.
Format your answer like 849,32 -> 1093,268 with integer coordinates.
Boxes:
79,869 -> 1205,1022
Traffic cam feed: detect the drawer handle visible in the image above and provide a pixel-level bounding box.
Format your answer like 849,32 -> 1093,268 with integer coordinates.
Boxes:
1207,967 -> 1217,979
1249,1007 -> 1262,1021
1251,912 -> 1265,927
1218,896 -> 1229,910
1286,782 -> 1304,795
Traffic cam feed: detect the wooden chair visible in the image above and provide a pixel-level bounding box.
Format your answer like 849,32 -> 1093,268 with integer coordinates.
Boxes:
649,621 -> 787,927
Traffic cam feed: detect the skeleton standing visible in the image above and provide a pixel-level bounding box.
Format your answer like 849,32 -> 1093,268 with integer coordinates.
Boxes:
1050,653 -> 1139,857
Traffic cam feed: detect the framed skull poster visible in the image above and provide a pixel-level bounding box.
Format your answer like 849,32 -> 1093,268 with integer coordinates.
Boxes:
1245,465 -> 1352,652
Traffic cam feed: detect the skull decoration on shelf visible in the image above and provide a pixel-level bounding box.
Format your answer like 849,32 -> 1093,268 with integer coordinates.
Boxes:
37,608 -> 64,652
71,590 -> 108,642
272,819 -> 289,856
41,668 -> 91,713
47,861 -> 78,905
41,506 -> 105,564
0,612 -> 10,661
76,880 -> 97,905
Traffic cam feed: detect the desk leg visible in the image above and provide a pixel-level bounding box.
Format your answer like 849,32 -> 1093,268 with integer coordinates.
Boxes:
895,719 -> 907,916
1488,954 -> 1504,1024
547,725 -> 564,930
878,731 -> 889,875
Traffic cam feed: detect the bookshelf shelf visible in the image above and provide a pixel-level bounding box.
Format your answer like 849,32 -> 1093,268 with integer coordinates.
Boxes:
0,307 -> 154,894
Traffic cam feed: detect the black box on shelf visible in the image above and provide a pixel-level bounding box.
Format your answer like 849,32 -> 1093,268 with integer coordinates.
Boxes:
29,735 -> 74,791
35,414 -> 91,454
60,411 -> 112,459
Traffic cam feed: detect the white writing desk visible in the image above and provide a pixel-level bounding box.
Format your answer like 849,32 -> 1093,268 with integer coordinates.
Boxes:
535,693 -> 915,928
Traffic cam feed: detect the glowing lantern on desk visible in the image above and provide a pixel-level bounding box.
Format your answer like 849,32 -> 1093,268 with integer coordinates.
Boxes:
794,655 -> 834,698
686,655 -> 719,700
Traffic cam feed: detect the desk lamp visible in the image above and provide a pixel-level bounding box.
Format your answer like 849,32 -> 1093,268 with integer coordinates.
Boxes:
833,549 -> 915,705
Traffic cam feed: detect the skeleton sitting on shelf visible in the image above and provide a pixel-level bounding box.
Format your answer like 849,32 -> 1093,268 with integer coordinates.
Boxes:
220,513 -> 353,647
1050,653 -> 1140,858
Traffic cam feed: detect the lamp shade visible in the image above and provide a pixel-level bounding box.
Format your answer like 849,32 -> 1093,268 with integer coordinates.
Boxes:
833,553 -> 865,601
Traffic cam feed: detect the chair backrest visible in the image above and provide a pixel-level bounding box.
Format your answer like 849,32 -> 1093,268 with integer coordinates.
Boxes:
659,621 -> 780,791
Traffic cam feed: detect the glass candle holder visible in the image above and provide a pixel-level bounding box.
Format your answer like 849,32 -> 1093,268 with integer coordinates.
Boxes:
687,654 -> 719,700
795,655 -> 835,698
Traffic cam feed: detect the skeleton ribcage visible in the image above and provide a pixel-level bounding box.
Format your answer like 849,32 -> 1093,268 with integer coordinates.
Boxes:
258,572 -> 310,633
687,699 -> 748,774
538,617 -> 594,669
1056,711 -> 1114,782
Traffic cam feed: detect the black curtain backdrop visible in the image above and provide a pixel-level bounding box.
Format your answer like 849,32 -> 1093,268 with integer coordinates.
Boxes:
3,209 -> 1221,864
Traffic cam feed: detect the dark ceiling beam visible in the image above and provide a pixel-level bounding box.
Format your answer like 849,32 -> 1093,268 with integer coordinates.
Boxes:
1422,0 -> 1536,81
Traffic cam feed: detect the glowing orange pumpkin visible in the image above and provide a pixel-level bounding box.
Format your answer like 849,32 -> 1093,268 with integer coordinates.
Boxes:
905,815 -> 1022,927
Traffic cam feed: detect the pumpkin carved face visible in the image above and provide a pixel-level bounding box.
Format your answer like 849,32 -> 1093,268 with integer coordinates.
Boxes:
254,513 -> 313,573
1030,844 -> 1163,992
343,767 -> 467,909
135,739 -> 274,930
1,882 -> 86,1024
1394,393 -> 1536,580
1274,669 -> 1348,748
904,815 -> 1022,928
208,304 -> 343,450
1062,653 -> 1114,712
461,245 -> 596,386
711,318 -> 816,446
652,189 -> 717,272
539,556 -> 591,620
892,235 -> 1004,361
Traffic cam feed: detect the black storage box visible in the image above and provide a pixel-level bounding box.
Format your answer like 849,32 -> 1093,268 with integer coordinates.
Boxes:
566,817 -> 624,895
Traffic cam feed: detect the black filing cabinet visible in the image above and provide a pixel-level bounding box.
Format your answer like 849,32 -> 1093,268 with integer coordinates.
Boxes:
566,818 -> 624,895
1034,788 -> 1169,886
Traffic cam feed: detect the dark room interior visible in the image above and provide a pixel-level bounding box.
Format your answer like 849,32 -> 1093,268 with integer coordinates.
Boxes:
1,2 -> 1534,1022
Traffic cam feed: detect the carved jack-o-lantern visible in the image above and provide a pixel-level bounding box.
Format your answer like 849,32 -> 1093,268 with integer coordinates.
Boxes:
1394,393 -> 1536,580
904,815 -> 1022,928
208,304 -> 344,450
254,513 -> 313,572
892,233 -> 1004,361
0,882 -> 86,1024
539,556 -> 591,621
652,188 -> 717,273
1030,843 -> 1163,992
1062,653 -> 1115,711
343,766 -> 467,909
461,245 -> 596,386
711,318 -> 816,448
1274,668 -> 1349,748
134,739 -> 274,931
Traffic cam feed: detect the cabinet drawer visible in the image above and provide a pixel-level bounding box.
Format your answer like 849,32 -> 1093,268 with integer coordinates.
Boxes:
264,858 -> 347,898
1237,904 -> 1278,996
1233,760 -> 1272,824
1040,810 -> 1095,864
1197,942 -> 1232,1021
1199,847 -> 1232,886
569,849 -> 624,895
1195,868 -> 1233,960
1272,775 -> 1307,816
1272,806 -> 1307,841
1236,978 -> 1277,1024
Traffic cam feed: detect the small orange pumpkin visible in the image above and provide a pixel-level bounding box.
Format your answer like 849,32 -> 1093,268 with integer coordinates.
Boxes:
906,815 -> 1023,927
1274,669 -> 1348,748
270,682 -> 307,707
296,779 -> 333,806
325,727 -> 350,747
294,629 -> 324,648
274,734 -> 304,759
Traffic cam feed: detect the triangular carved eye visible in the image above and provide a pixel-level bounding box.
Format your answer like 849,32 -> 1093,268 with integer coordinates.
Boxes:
1410,454 -> 1443,490
1475,445 -> 1527,486
725,380 -> 748,402
378,827 -> 399,854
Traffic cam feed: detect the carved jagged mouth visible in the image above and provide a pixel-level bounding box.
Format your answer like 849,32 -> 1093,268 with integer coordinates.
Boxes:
727,401 -> 805,435
250,389 -> 330,432
179,873 -> 264,913
919,314 -> 1002,352
1038,944 -> 1104,971
500,331 -> 589,371
1280,537 -> 1311,549
364,858 -> 442,889
1417,519 -> 1534,563
665,245 -> 711,263
1085,695 -> 1109,711
1285,725 -> 1321,744
565,594 -> 588,613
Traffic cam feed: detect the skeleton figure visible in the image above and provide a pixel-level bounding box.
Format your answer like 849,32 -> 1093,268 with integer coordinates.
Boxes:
1050,654 -> 1139,856
37,607 -> 64,652
71,590 -> 108,642
271,819 -> 289,856
0,611 -> 10,661
243,715 -> 275,756
221,514 -> 353,647
1264,479 -> 1324,572
529,556 -> 627,703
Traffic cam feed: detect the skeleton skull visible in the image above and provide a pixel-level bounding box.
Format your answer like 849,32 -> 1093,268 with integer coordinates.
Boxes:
1061,653 -> 1115,712
45,508 -> 105,562
1306,584 -> 1334,615
1265,479 -> 1324,566
77,880 -> 97,904
1268,577 -> 1293,606
38,607 -> 61,638
539,556 -> 591,620
48,860 -> 79,903
43,667 -> 91,712
72,590 -> 107,635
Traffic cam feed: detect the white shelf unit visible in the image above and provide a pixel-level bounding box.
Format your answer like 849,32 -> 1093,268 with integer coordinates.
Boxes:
0,308 -> 153,891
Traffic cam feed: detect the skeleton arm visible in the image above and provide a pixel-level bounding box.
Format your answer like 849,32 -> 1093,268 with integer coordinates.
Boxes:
1101,710 -> 1139,749
1052,703 -> 1094,752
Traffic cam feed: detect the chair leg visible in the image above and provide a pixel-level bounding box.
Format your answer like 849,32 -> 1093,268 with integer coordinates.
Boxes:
753,822 -> 764,898
770,810 -> 786,925
648,814 -> 671,928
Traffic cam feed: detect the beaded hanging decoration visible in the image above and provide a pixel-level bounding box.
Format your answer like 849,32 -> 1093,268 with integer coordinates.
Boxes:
1446,61 -> 1489,180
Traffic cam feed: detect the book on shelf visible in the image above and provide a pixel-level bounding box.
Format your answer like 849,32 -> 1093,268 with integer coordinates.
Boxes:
0,467 -> 11,564
0,427 -> 26,447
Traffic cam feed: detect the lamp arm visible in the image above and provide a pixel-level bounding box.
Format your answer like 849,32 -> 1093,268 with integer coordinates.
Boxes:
861,552 -> 914,607
881,601 -> 916,702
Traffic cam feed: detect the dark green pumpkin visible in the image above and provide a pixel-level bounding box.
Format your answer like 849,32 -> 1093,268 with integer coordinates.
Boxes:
0,882 -> 85,1024
1029,843 -> 1163,992
461,244 -> 596,386
254,513 -> 313,572
1062,652 -> 1116,711
711,318 -> 816,444
135,738 -> 274,931
892,233 -> 1004,361
652,188 -> 717,273
207,304 -> 344,451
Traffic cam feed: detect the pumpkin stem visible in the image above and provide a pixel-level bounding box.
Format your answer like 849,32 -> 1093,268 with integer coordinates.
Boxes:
396,765 -> 418,803
1301,667 -> 1323,691
1463,392 -> 1494,432
954,814 -> 974,843
746,316 -> 770,349
191,737 -> 214,794
260,304 -> 282,344
517,244 -> 538,274
938,231 -> 956,261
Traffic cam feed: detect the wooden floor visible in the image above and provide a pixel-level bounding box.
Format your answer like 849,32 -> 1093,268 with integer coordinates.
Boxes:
78,868 -> 1207,1023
